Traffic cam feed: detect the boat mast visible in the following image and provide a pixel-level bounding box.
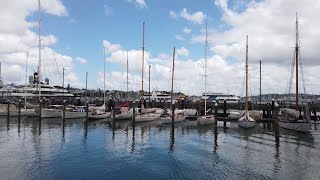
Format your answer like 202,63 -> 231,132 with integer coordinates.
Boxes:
103,47 -> 106,106
148,64 -> 151,105
204,23 -> 208,115
25,52 -> 28,109
260,60 -> 261,105
127,50 -> 129,93
245,35 -> 249,115
171,47 -> 175,107
295,12 -> 299,111
38,0 -> 42,103
141,22 -> 145,99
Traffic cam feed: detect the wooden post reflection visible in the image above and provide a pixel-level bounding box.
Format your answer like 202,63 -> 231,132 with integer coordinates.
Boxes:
170,123 -> 175,152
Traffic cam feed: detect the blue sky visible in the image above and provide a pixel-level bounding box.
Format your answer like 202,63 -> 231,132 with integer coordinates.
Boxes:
29,0 -> 227,88
2,0 -> 320,95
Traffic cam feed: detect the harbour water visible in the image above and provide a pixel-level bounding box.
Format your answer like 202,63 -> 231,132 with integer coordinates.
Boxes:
0,117 -> 319,179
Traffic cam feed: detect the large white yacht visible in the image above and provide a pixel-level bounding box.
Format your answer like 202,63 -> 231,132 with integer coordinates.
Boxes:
7,84 -> 73,97
202,93 -> 240,104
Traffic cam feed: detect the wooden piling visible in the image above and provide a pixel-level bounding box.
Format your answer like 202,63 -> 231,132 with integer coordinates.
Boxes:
132,101 -> 136,123
39,99 -> 42,120
7,100 -> 10,130
86,101 -> 89,122
274,103 -> 280,146
172,102 -> 175,123
39,100 -> 42,135
271,100 -> 275,117
214,102 -> 218,125
267,103 -> 271,119
62,100 -> 66,122
18,100 -> 21,132
223,99 -> 227,117
112,100 -> 116,123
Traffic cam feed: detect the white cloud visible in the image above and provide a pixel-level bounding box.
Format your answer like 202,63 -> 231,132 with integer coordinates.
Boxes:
0,0 -> 85,88
75,57 -> 87,64
169,10 -> 177,19
183,27 -> 192,34
177,47 -> 190,57
175,35 -> 185,41
126,0 -> 147,8
103,40 -> 122,53
180,8 -> 206,24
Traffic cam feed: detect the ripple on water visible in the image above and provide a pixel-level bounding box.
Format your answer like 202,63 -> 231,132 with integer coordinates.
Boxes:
0,118 -> 319,179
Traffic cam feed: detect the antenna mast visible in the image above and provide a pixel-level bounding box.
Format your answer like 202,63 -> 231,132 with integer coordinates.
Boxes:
141,22 -> 145,98
204,23 -> 208,115
171,47 -> 175,106
127,50 -> 129,93
295,12 -> 299,111
103,47 -> 106,105
38,0 -> 42,102
245,35 -> 249,114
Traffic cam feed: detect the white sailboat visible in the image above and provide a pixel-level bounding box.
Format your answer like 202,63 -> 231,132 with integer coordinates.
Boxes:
88,47 -> 111,120
160,47 -> 186,124
41,105 -> 64,118
279,13 -> 312,133
135,22 -> 160,123
197,23 -> 215,126
63,106 -> 87,119
238,36 -> 256,128
115,51 -> 132,120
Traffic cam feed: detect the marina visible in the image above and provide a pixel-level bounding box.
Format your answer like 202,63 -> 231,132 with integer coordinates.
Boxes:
0,114 -> 320,179
1,0 -> 320,179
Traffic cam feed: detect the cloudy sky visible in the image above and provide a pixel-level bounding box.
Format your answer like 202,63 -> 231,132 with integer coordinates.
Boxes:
1,0 -> 319,96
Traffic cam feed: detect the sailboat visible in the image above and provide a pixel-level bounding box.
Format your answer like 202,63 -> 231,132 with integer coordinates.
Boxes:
135,22 -> 160,123
279,13 -> 312,133
116,51 -> 133,120
160,47 -> 186,124
238,35 -> 256,128
197,23 -> 215,126
88,47 -> 111,120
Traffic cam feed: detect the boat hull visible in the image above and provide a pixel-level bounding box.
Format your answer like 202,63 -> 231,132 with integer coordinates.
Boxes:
279,121 -> 312,133
63,112 -> 86,119
135,114 -> 161,123
9,110 -> 38,117
116,112 -> 133,120
161,116 -> 186,124
41,109 -> 61,118
238,115 -> 256,129
88,112 -> 111,120
238,120 -> 256,129
197,115 -> 215,125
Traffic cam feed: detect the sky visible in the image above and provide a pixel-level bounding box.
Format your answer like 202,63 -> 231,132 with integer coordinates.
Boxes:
1,0 -> 320,96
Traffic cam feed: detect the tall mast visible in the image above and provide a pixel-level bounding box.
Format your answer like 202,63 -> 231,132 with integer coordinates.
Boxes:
103,47 -> 106,105
25,53 -> 28,109
245,35 -> 249,114
204,23 -> 208,115
295,12 -> 299,111
141,22 -> 145,98
260,60 -> 261,104
148,65 -> 151,105
171,47 -> 175,107
85,72 -> 88,98
126,50 -> 129,93
38,0 -> 42,102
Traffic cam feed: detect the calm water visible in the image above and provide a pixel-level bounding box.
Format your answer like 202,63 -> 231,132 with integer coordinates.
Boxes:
0,117 -> 319,179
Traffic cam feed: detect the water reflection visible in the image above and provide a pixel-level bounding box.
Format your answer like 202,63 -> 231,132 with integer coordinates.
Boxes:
213,124 -> 218,154
0,117 -> 319,179
170,123 -> 175,152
